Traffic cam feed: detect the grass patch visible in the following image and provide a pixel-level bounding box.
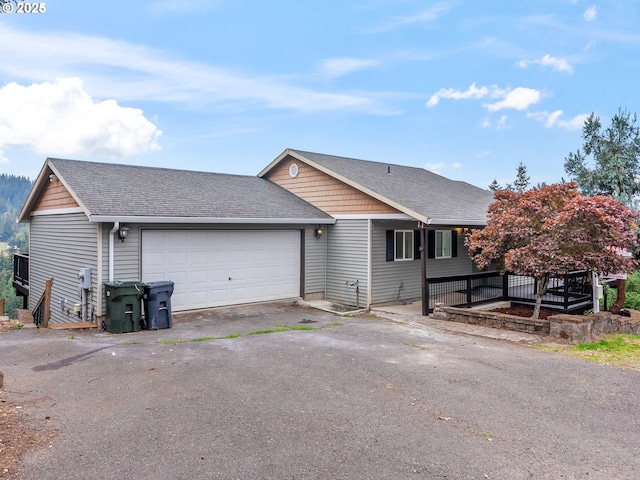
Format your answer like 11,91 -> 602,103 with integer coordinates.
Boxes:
157,323 -> 326,344
246,327 -> 290,335
572,334 -> 640,368
9,323 -> 23,330
247,325 -> 318,335
325,322 -> 343,327
119,341 -> 143,345
220,333 -> 242,339
538,334 -> 640,370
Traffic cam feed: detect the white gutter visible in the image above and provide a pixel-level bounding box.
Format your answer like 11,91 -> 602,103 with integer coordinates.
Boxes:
108,221 -> 119,282
90,216 -> 336,225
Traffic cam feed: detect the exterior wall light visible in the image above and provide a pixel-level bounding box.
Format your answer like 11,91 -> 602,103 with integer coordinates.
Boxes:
314,226 -> 324,239
117,225 -> 130,242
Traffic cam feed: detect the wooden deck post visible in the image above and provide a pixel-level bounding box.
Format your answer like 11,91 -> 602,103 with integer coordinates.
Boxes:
41,278 -> 53,328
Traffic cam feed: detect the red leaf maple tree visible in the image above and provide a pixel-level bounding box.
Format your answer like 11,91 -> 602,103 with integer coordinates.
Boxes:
466,182 -> 639,319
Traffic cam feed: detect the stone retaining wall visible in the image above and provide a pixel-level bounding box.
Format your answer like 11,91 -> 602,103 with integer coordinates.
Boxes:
432,303 -> 640,343
432,303 -> 550,335
549,311 -> 640,343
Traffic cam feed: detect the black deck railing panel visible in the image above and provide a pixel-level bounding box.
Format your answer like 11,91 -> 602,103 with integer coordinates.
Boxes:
12,253 -> 29,286
427,270 -> 593,313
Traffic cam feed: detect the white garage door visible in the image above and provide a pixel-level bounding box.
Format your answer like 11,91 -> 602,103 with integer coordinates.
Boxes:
142,230 -> 301,311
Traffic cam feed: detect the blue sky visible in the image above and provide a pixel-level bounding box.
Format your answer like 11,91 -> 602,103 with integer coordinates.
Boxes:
0,0 -> 638,189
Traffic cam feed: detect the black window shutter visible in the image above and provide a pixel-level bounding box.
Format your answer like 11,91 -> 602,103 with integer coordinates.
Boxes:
386,230 -> 394,261
427,230 -> 435,259
413,230 -> 421,260
451,230 -> 458,257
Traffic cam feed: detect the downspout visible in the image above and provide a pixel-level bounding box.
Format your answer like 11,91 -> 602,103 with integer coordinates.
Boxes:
367,219 -> 372,309
96,223 -> 103,323
109,221 -> 119,283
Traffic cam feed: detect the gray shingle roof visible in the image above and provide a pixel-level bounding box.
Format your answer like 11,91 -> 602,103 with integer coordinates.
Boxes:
286,149 -> 494,224
41,158 -> 333,222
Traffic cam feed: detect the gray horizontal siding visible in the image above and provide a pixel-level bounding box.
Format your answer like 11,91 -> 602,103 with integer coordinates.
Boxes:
425,228 -> 476,278
371,221 -> 421,305
326,219 -> 368,307
304,227 -> 327,297
30,213 -> 98,324
371,222 -> 478,305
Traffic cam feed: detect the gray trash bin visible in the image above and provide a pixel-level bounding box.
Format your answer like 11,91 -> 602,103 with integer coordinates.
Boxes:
142,281 -> 174,330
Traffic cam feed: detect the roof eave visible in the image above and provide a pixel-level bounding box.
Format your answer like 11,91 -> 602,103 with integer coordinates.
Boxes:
257,148 -> 293,178
17,159 -> 92,223
428,218 -> 487,226
88,215 -> 336,225
17,160 -> 52,223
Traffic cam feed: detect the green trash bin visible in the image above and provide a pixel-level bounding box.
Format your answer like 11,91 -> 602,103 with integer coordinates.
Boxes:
104,281 -> 145,333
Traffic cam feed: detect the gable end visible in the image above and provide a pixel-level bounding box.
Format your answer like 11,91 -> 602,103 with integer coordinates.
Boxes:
264,156 -> 401,216
33,177 -> 80,212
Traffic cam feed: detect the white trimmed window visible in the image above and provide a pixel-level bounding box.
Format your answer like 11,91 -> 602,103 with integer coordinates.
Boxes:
394,230 -> 414,261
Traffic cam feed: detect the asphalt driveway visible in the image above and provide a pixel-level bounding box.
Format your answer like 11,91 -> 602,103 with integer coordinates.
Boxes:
1,301 -> 639,479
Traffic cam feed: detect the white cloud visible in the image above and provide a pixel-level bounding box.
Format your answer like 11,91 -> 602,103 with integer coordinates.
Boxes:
0,22 -> 385,115
428,83 -> 541,113
527,110 -> 589,130
320,57 -> 379,78
425,162 -> 445,173
477,150 -> 490,157
427,82 -> 489,107
0,148 -> 8,164
425,161 -> 461,173
517,54 -> 573,73
584,5 -> 598,22
365,4 -> 451,33
481,117 -> 491,128
0,78 -> 161,159
496,115 -> 509,130
484,87 -> 541,112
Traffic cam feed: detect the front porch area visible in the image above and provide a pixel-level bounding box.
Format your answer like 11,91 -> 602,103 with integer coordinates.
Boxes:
425,270 -> 594,314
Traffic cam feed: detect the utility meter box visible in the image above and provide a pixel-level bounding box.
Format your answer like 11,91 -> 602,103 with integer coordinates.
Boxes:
79,268 -> 92,289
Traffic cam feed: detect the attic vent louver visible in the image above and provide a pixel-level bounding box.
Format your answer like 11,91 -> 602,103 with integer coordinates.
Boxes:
387,166 -> 391,174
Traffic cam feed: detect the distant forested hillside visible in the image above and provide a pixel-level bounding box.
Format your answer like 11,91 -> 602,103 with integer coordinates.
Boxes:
0,173 -> 32,250
1,173 -> 32,317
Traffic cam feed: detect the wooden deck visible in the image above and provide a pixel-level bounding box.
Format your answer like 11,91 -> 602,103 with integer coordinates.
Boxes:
49,322 -> 98,330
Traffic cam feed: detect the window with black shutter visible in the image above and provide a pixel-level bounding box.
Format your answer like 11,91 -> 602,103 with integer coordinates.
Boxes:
385,230 -> 415,261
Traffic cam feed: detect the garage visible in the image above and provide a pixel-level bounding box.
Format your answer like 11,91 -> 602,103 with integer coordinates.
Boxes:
141,230 -> 301,311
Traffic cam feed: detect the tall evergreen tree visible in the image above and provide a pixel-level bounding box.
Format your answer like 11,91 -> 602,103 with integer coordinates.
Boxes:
488,179 -> 501,192
488,162 -> 530,193
564,107 -> 640,207
512,161 -> 530,193
564,107 -> 640,312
